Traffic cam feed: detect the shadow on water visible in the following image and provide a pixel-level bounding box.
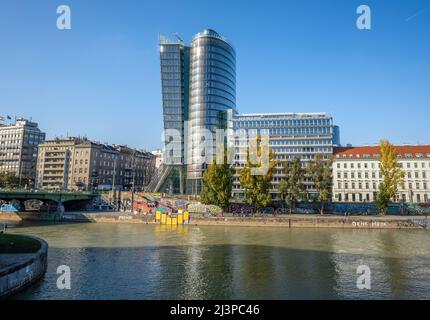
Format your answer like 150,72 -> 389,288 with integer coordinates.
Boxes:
1,220 -> 91,229
10,243 -> 430,300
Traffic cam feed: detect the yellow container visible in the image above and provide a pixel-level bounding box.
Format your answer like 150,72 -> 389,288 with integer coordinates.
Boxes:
166,217 -> 172,225
155,211 -> 161,221
171,217 -> 177,225
177,214 -> 183,224
183,211 -> 189,222
161,213 -> 167,224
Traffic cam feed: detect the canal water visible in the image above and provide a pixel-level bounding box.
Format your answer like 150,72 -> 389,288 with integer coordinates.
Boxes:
7,222 -> 430,299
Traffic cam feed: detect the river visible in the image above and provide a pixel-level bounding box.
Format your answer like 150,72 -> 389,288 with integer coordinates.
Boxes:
6,222 -> 430,299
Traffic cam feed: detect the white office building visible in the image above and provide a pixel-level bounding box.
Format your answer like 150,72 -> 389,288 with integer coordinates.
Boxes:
332,145 -> 430,203
232,112 -> 340,198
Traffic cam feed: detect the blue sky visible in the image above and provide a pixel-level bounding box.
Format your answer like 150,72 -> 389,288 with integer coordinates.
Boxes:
0,0 -> 429,150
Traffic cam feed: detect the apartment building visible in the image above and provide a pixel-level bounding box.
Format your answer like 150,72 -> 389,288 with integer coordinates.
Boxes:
0,118 -> 46,186
332,145 -> 430,204
36,137 -> 155,191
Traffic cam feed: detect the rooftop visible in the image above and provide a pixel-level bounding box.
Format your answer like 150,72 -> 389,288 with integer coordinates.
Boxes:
235,112 -> 329,119
192,28 -> 234,49
334,145 -> 430,159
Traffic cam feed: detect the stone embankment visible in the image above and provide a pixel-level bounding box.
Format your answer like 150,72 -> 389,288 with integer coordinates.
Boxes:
61,212 -> 429,230
0,236 -> 48,299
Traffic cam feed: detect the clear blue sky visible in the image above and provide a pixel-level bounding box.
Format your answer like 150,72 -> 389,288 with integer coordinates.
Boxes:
0,0 -> 429,150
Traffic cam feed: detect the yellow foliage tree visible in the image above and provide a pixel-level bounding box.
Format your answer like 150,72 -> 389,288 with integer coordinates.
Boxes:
376,139 -> 405,214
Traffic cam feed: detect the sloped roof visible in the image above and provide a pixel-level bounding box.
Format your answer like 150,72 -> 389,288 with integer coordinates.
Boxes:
333,145 -> 430,159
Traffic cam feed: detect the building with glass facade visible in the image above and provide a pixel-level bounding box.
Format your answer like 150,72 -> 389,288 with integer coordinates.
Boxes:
155,29 -> 236,195
158,35 -> 189,194
186,29 -> 236,194
232,113 -> 339,198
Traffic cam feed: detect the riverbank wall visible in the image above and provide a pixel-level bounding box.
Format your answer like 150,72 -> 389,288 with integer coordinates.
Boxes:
188,215 -> 429,229
0,236 -> 48,299
60,212 -> 430,230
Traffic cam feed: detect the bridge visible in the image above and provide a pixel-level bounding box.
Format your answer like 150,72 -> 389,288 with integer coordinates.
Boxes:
0,190 -> 101,213
0,190 -> 98,204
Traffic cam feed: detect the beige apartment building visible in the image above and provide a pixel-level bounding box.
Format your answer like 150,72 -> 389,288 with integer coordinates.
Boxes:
36,137 -> 155,191
332,145 -> 430,204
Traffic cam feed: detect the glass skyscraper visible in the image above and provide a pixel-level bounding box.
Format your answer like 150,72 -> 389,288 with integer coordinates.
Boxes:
158,29 -> 236,194
186,29 -> 236,194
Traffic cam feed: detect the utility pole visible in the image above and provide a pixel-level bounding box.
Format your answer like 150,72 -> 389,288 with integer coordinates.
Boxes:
112,157 -> 117,211
18,159 -> 23,189
131,151 -> 136,214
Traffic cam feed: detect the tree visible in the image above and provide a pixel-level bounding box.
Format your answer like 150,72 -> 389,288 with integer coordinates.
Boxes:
376,139 -> 405,214
307,154 -> 333,215
0,173 -> 20,189
278,157 -> 306,214
200,148 -> 233,212
239,135 -> 277,212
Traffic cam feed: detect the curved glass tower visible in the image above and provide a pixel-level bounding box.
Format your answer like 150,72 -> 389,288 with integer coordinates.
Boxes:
186,29 -> 236,194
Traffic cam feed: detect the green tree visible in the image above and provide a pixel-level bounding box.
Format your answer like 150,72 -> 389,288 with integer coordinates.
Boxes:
376,139 -> 405,214
307,154 -> 333,215
278,157 -> 306,214
239,135 -> 277,212
200,148 -> 233,212
0,173 -> 20,189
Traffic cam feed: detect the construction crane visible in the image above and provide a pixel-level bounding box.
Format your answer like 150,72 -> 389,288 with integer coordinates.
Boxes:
174,32 -> 183,43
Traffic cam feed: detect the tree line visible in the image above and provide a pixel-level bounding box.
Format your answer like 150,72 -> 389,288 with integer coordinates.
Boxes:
201,137 -> 405,215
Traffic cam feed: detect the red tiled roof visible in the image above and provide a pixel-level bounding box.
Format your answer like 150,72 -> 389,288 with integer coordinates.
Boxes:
333,145 -> 430,159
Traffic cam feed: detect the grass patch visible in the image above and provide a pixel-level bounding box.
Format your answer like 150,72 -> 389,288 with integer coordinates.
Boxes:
0,234 -> 41,254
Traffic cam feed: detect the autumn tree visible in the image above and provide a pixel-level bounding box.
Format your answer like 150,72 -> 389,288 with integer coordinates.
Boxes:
307,154 -> 333,215
375,139 -> 405,214
278,157 -> 306,214
239,135 -> 277,212
200,148 -> 233,211
0,173 -> 20,189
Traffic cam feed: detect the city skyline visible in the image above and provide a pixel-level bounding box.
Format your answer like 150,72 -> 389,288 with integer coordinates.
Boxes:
1,0 -> 429,151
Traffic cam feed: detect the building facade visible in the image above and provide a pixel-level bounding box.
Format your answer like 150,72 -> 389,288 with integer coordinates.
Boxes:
36,137 -> 155,191
186,29 -> 236,194
151,149 -> 164,169
232,113 -> 338,198
0,118 -> 46,186
158,29 -> 236,194
332,145 -> 430,204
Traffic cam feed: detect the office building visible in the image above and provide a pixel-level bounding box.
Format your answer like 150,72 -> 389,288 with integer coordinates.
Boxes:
232,113 -> 338,198
156,28 -> 236,194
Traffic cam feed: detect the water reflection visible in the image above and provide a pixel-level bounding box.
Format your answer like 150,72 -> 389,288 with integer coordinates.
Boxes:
8,223 -> 430,300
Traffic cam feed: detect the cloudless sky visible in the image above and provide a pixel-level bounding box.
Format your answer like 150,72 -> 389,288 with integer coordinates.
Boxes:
0,0 -> 429,150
